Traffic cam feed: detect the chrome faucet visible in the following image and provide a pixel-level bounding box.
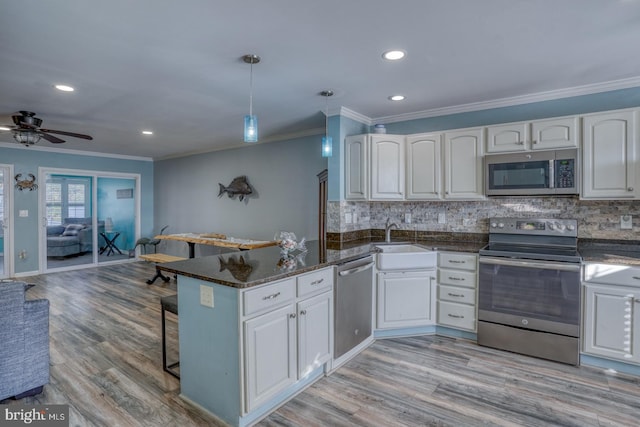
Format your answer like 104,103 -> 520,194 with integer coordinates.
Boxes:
385,218 -> 398,243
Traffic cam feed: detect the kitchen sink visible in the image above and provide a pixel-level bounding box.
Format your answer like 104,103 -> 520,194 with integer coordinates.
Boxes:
375,244 -> 437,270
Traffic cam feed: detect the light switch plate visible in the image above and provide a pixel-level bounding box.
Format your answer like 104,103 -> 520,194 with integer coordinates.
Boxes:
345,213 -> 352,224
405,213 -> 412,223
19,210 -> 28,217
438,212 -> 446,224
621,215 -> 633,230
200,284 -> 214,308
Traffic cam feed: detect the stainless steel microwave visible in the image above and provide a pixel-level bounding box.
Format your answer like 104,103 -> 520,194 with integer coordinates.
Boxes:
484,148 -> 579,196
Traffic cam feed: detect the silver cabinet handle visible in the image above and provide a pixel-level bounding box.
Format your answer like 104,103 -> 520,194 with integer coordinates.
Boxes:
300,310 -> 307,315
448,260 -> 465,264
289,313 -> 297,319
310,278 -> 324,286
532,140 -> 538,144
628,187 -> 634,192
516,141 -> 525,145
632,276 -> 640,280
448,314 -> 464,319
448,276 -> 465,281
447,292 -> 464,297
634,299 -> 640,304
262,292 -> 281,300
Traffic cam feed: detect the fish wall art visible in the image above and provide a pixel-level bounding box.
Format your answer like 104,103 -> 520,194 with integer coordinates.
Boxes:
218,176 -> 253,201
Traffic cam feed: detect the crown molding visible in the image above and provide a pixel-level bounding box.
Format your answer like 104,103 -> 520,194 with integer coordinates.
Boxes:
0,140 -> 153,162
373,75 -> 640,124
156,127 -> 326,161
338,107 -> 372,125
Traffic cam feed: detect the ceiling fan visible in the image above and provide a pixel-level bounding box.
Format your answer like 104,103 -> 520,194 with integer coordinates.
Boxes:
0,111 -> 93,146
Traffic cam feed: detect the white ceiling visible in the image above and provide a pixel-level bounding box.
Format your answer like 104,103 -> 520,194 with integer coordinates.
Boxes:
2,0 -> 640,160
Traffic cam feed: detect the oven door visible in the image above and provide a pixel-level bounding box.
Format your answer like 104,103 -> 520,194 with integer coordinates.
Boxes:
478,256 -> 580,337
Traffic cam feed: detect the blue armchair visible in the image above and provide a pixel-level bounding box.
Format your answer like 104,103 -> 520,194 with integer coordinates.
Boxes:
0,281 -> 50,401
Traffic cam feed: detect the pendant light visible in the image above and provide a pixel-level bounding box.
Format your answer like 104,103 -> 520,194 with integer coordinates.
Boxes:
320,90 -> 333,157
243,54 -> 260,143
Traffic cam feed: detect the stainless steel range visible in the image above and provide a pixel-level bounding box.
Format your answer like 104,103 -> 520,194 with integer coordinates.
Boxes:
478,217 -> 581,365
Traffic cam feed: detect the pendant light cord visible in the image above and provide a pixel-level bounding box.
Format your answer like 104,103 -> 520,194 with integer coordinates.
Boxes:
249,61 -> 254,116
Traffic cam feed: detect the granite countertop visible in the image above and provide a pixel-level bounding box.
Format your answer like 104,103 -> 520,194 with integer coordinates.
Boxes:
158,237 -> 487,289
579,239 -> 640,266
156,235 -> 640,287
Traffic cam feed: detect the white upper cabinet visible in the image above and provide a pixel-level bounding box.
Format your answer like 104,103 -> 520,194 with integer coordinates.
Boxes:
486,122 -> 529,153
344,135 -> 368,200
370,135 -> 405,200
582,110 -> 639,199
486,117 -> 578,153
406,133 -> 441,200
531,117 -> 579,150
444,128 -> 484,200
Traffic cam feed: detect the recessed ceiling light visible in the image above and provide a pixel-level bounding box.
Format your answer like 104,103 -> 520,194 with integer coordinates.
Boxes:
389,95 -> 406,101
0,126 -> 11,131
142,130 -> 153,135
382,50 -> 406,61
54,84 -> 75,92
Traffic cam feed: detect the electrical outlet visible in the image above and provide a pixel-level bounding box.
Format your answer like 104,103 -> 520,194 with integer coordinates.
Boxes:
405,213 -> 412,223
200,285 -> 214,308
19,210 -> 28,217
438,212 -> 446,224
621,215 -> 633,230
345,213 -> 352,224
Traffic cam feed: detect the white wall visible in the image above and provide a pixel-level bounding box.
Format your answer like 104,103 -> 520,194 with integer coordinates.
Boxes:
154,135 -> 326,257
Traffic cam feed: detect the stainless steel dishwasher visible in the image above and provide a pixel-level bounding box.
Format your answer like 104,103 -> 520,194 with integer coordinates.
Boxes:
334,255 -> 375,359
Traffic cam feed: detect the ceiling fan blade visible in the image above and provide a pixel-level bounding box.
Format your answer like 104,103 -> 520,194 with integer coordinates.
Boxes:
39,129 -> 93,140
38,132 -> 66,143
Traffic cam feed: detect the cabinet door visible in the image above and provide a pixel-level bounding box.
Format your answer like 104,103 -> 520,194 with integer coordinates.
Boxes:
297,291 -> 333,378
444,128 -> 484,200
345,135 -> 368,200
486,122 -> 528,153
377,272 -> 435,329
583,284 -> 640,363
370,135 -> 405,200
531,116 -> 578,150
406,133 -> 441,199
582,111 -> 638,199
244,304 -> 297,412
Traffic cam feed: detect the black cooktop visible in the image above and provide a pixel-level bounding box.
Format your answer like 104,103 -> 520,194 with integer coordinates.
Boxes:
479,243 -> 582,263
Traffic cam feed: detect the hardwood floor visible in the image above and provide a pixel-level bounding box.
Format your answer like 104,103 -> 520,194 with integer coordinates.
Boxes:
3,262 -> 640,426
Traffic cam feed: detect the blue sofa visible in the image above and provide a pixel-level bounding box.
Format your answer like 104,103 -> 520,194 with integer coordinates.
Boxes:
46,217 -> 104,257
0,281 -> 50,401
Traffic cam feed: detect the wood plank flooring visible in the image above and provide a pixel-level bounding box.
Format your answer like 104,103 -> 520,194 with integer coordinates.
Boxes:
3,262 -> 640,426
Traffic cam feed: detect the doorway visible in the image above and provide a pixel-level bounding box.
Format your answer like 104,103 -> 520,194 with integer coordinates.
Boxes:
41,168 -> 140,272
0,164 -> 12,278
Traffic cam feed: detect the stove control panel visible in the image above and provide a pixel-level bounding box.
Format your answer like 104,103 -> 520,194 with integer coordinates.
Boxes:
488,218 -> 578,237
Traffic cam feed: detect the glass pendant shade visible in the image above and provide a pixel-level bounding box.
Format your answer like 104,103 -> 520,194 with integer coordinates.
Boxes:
244,114 -> 258,143
14,131 -> 41,145
322,135 -> 332,157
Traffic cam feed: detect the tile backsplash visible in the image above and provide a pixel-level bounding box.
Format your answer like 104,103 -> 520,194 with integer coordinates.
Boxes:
328,197 -> 640,240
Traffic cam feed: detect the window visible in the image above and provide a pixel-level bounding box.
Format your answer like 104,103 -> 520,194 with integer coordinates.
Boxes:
45,176 -> 91,225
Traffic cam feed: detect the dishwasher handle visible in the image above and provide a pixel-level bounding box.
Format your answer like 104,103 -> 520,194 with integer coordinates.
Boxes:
338,262 -> 375,277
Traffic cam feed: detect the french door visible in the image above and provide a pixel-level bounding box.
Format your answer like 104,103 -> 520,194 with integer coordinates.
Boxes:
0,164 -> 12,278
41,168 -> 140,272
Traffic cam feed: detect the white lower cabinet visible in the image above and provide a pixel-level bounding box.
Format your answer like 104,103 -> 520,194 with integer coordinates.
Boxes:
583,265 -> 640,364
437,252 -> 478,332
244,304 -> 297,412
243,269 -> 333,413
377,271 -> 436,329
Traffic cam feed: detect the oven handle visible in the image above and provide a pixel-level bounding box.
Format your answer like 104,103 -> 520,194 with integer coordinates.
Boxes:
479,256 -> 581,272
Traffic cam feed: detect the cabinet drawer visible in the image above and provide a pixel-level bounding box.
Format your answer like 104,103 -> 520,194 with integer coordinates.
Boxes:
438,285 -> 476,304
584,263 -> 640,288
438,253 -> 477,271
438,269 -> 476,288
243,278 -> 296,317
297,268 -> 333,297
438,301 -> 476,331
